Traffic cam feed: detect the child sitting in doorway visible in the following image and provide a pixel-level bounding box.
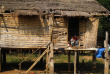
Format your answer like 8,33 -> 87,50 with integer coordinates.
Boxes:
75,36 -> 79,47
70,37 -> 75,47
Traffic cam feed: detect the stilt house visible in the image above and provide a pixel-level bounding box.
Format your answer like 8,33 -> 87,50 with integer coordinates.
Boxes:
0,0 -> 109,73
0,0 -> 109,49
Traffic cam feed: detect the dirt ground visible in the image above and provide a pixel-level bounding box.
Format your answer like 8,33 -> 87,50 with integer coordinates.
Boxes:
0,70 -> 19,74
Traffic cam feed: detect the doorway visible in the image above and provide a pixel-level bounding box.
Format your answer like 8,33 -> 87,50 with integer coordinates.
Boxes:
68,17 -> 79,41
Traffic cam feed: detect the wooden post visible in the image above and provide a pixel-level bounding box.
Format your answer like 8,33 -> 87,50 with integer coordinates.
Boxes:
0,48 -> 1,72
40,50 -> 44,64
68,51 -> 70,71
104,31 -> 109,74
49,15 -> 53,42
39,50 -> 44,65
92,51 -> 96,68
49,42 -> 54,74
0,17 -> 1,72
74,51 -> 77,74
77,51 -> 79,70
46,46 -> 49,73
19,64 -> 21,74
3,50 -> 6,65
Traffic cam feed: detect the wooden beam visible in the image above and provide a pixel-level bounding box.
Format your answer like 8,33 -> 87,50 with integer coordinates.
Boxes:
0,17 -> 1,39
68,51 -> 70,72
74,51 -> 77,74
0,48 -> 1,72
104,31 -> 109,74
77,51 -> 79,69
49,15 -> 54,42
3,51 -> 6,65
65,48 -> 97,51
49,42 -> 54,74
92,51 -> 96,68
39,50 -> 44,64
46,46 -> 49,73
0,17 -> 2,72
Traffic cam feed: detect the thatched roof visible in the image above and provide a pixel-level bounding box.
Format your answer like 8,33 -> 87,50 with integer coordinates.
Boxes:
0,0 -> 109,16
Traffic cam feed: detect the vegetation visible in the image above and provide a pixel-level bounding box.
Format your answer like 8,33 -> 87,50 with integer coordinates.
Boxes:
6,53 -> 106,73
97,0 -> 110,37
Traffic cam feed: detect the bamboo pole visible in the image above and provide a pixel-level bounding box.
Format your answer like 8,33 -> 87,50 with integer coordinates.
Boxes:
104,31 -> 109,74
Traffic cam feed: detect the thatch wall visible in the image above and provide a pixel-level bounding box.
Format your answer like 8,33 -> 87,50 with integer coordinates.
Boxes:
79,17 -> 99,48
85,17 -> 99,48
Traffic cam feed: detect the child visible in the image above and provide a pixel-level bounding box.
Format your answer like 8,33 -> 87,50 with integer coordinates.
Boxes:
75,36 -> 79,47
70,37 -> 75,47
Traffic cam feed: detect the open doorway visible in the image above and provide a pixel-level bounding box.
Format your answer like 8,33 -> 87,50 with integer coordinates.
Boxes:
68,17 -> 79,42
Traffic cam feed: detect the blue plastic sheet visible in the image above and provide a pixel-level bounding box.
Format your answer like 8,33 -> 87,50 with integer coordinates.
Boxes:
95,48 -> 105,58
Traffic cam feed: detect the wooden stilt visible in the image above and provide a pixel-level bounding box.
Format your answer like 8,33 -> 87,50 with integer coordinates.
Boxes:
74,51 -> 77,74
77,51 -> 79,70
68,51 -> 70,71
0,48 -> 1,72
39,50 -> 44,64
41,50 -> 44,64
3,51 -> 6,65
49,42 -> 54,74
92,51 -> 96,68
19,64 -> 21,74
104,31 -> 109,74
46,46 -> 49,73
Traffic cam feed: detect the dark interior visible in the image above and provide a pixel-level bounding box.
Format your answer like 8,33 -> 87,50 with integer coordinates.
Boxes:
68,17 -> 79,41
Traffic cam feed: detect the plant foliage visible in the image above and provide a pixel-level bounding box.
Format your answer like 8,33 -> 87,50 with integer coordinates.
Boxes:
97,0 -> 110,37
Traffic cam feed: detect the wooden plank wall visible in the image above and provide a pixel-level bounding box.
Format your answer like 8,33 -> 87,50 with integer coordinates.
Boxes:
84,17 -> 99,48
0,14 -> 50,48
52,17 -> 68,49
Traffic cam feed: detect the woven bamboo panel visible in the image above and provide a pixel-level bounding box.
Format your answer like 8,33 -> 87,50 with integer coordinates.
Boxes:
0,14 -> 50,48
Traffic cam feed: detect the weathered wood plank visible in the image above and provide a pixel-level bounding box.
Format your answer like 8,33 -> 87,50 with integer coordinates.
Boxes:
49,42 -> 54,74
104,31 -> 109,74
0,48 -> 1,72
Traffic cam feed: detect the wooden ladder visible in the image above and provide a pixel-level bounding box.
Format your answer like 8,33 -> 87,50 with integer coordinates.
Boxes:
25,47 -> 49,73
25,42 -> 54,74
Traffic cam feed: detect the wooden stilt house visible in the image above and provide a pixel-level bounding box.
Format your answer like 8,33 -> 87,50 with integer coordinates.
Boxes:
0,0 -> 109,49
0,0 -> 109,73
